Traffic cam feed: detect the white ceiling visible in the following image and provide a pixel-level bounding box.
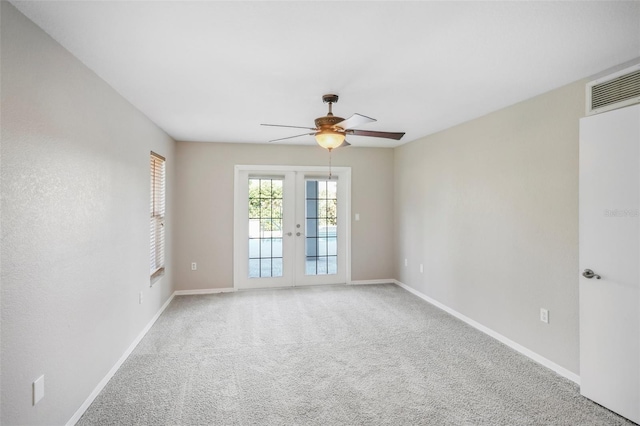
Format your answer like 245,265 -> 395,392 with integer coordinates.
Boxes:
10,1 -> 640,148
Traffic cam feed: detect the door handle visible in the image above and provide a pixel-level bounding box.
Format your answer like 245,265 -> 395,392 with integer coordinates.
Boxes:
582,269 -> 601,280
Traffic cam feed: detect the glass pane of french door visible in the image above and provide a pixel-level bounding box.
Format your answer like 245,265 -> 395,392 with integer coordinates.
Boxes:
248,177 -> 283,278
305,179 -> 338,275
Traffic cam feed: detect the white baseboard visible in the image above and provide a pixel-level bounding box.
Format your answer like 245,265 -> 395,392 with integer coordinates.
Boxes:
393,280 -> 580,385
66,293 -> 175,426
174,287 -> 236,295
349,279 -> 396,285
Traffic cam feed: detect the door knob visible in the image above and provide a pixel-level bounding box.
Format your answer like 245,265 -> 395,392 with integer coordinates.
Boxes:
582,269 -> 601,279
296,232 -> 301,236
286,232 -> 292,236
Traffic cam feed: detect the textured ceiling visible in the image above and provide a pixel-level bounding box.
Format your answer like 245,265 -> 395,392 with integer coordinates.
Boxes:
10,1 -> 640,147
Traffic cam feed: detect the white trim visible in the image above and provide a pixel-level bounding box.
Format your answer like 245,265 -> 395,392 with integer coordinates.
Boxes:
174,287 -> 236,295
66,293 -> 176,426
234,164 -> 348,173
349,279 -> 395,285
393,280 -> 581,385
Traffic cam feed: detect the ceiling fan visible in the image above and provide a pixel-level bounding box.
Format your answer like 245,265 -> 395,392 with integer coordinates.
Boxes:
261,94 -> 405,150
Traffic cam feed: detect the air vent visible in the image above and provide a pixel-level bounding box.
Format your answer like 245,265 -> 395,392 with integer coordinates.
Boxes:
587,63 -> 640,115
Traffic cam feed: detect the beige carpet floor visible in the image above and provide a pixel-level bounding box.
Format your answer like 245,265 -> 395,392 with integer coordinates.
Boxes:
78,284 -> 635,425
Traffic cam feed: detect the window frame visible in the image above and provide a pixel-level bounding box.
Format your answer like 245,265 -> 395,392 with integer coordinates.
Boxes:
150,151 -> 166,283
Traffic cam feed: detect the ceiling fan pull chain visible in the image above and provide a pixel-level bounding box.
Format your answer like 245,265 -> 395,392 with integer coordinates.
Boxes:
328,149 -> 333,179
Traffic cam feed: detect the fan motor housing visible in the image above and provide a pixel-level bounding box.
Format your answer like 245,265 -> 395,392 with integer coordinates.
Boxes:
315,115 -> 345,129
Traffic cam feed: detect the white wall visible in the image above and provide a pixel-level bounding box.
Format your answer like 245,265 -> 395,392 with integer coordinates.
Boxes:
174,141 -> 394,290
394,80 -> 585,374
0,3 -> 176,424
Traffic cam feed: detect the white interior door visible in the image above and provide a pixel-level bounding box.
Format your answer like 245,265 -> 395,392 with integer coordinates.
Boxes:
234,166 -> 350,289
579,104 -> 639,423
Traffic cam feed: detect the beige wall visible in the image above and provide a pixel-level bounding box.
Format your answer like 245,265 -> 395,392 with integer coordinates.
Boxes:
174,142 -> 394,290
1,3 -> 176,424
394,80 -> 586,374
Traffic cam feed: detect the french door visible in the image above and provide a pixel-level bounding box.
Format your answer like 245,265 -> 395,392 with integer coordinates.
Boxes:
234,165 -> 350,289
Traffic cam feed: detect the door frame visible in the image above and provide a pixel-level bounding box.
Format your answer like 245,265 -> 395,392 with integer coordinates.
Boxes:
233,164 -> 351,290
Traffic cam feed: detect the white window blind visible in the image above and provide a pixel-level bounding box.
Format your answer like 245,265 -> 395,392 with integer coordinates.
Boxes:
150,152 -> 166,278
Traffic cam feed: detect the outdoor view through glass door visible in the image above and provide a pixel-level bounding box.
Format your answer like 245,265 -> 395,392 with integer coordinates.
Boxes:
234,166 -> 350,289
304,179 -> 337,276
248,177 -> 284,279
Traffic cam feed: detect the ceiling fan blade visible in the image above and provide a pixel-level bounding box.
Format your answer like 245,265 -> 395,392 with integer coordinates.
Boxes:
268,132 -> 316,143
338,140 -> 351,148
335,113 -> 376,130
262,123 -> 317,131
347,129 -> 405,140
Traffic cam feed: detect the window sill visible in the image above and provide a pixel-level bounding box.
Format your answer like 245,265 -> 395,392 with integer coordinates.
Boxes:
150,268 -> 165,287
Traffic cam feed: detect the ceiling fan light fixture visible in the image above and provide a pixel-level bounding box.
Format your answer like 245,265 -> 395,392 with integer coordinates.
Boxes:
261,94 -> 405,145
315,129 -> 345,150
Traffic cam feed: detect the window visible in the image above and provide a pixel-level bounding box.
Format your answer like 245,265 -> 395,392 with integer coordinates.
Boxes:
150,152 -> 166,280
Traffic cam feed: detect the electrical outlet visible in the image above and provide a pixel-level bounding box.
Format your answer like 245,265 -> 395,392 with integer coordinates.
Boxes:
33,375 -> 44,405
404,259 -> 408,267
191,262 -> 197,271
355,213 -> 360,221
420,264 -> 424,273
139,292 -> 143,305
540,308 -> 549,324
